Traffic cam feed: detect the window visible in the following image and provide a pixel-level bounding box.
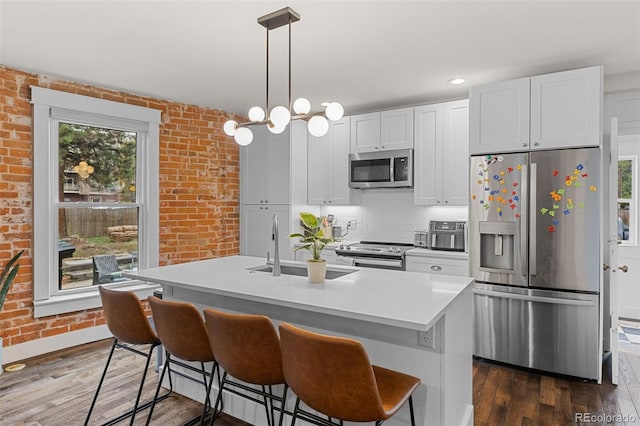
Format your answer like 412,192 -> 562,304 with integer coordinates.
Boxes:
32,87 -> 160,317
618,155 -> 636,245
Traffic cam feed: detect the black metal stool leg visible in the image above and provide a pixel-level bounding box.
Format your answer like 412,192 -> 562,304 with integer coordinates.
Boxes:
210,371 -> 228,426
290,398 -> 301,426
85,339 -> 118,426
409,395 -> 416,426
198,361 -> 218,426
278,384 -> 289,426
145,351 -> 171,425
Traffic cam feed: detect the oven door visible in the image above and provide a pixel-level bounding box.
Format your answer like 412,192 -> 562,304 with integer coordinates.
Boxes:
339,256 -> 404,271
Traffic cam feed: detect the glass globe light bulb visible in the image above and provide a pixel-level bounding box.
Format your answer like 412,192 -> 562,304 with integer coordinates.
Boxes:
293,98 -> 311,115
248,106 -> 265,122
270,106 -> 291,127
267,120 -> 287,134
308,115 -> 329,137
325,102 -> 344,121
223,120 -> 238,136
234,127 -> 253,146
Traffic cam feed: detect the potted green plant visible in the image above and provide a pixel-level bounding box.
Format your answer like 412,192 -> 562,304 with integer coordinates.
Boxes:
0,250 -> 23,375
289,212 -> 332,283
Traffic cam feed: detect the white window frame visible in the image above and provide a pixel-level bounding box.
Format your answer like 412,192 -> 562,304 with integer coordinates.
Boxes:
32,87 -> 160,317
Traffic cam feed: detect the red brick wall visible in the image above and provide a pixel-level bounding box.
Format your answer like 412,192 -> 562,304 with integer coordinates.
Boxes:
0,65 -> 240,347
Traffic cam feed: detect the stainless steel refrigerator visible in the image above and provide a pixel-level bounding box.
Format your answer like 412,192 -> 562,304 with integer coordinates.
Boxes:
470,147 -> 601,380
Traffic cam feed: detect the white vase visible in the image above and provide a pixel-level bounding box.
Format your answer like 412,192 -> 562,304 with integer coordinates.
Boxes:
307,259 -> 327,284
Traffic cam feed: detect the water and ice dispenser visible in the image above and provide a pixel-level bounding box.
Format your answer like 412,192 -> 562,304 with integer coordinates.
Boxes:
479,221 -> 516,273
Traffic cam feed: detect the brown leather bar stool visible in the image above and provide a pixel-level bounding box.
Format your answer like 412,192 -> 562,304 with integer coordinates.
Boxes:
279,323 -> 421,426
85,286 -> 171,426
203,308 -> 288,426
146,295 -> 220,426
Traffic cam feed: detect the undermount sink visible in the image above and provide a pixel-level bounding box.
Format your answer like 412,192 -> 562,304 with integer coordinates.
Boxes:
247,264 -> 355,280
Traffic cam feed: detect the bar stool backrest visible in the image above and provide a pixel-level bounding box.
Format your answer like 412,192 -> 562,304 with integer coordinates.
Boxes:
279,322 -> 385,422
99,286 -> 159,345
147,295 -> 214,362
203,308 -> 284,385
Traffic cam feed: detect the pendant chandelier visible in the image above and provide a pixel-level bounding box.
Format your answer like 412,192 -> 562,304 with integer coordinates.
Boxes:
223,7 -> 344,146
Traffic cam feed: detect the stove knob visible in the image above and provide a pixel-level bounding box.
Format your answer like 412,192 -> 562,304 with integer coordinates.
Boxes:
389,247 -> 395,252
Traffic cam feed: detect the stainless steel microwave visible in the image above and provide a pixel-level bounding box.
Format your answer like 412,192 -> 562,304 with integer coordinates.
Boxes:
348,149 -> 413,188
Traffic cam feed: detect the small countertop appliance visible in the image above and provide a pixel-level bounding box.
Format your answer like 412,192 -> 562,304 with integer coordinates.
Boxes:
426,221 -> 466,252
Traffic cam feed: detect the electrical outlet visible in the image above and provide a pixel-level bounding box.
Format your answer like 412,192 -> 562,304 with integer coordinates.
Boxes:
347,218 -> 356,229
418,328 -> 436,350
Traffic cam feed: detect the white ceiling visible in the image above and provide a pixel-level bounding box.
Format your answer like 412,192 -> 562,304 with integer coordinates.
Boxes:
1,1 -> 639,116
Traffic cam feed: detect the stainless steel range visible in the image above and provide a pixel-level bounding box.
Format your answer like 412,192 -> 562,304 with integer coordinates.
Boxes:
334,241 -> 414,271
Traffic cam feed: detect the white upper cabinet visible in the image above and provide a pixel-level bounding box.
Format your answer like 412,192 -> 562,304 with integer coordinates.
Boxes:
240,125 -> 291,205
530,66 -> 602,150
350,108 -> 414,153
469,66 -> 602,154
380,107 -> 414,151
350,112 -> 380,152
414,100 -> 469,206
308,117 -> 353,205
469,78 -> 530,154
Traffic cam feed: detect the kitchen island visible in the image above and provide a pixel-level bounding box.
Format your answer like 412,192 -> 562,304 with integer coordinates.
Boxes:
125,255 -> 474,426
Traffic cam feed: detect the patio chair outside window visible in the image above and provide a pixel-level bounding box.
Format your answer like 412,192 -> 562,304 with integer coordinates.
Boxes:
93,254 -> 126,285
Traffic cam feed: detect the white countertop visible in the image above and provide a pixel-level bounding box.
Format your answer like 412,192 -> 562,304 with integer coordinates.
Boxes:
125,255 -> 473,332
406,247 -> 469,260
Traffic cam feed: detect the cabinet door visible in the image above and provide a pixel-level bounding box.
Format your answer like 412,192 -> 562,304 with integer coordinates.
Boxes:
414,104 -> 442,205
240,126 -> 269,204
240,204 -> 290,259
266,128 -> 291,204
240,204 -> 270,257
308,118 -> 352,205
327,118 -> 352,205
307,128 -> 330,205
469,77 -> 530,154
381,107 -> 414,150
530,66 -> 601,150
350,112 -> 381,153
442,100 -> 469,205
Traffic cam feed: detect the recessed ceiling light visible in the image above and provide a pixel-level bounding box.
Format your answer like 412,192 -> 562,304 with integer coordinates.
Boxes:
447,78 -> 465,85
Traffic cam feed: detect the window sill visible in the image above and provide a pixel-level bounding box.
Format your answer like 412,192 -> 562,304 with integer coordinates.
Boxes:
33,281 -> 160,318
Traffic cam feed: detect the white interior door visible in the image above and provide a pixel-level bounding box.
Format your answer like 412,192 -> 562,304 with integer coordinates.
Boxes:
617,134 -> 640,320
605,118 -> 619,385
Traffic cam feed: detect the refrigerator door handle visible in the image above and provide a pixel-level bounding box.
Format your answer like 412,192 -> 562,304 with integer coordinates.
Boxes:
474,288 -> 596,307
520,164 -> 528,278
529,163 -> 537,277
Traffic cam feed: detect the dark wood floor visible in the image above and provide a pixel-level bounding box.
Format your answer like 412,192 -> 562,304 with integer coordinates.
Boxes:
0,338 -> 639,425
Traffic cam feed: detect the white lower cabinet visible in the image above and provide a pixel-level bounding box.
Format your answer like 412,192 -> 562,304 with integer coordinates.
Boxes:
406,254 -> 469,276
240,205 -> 291,260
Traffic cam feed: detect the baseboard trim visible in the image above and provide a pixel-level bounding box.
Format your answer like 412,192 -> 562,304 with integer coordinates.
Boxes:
3,325 -> 111,364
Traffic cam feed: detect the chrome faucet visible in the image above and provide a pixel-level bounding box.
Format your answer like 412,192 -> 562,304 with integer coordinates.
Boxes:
272,214 -> 281,276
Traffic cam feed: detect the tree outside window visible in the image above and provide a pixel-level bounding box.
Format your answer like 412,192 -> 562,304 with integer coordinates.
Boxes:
618,158 -> 634,243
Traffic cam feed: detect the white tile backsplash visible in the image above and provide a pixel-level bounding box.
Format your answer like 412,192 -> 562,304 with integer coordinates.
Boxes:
321,189 -> 468,244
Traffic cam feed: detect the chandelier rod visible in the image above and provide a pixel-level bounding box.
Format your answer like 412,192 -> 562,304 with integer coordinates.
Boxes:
288,16 -> 292,113
266,23 -> 269,116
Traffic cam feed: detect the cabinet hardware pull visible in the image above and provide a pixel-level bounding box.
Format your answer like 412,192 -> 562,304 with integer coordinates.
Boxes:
603,263 -> 610,271
619,265 -> 629,273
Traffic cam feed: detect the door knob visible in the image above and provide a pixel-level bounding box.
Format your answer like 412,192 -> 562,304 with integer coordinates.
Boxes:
603,263 -> 611,271
619,265 -> 629,273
